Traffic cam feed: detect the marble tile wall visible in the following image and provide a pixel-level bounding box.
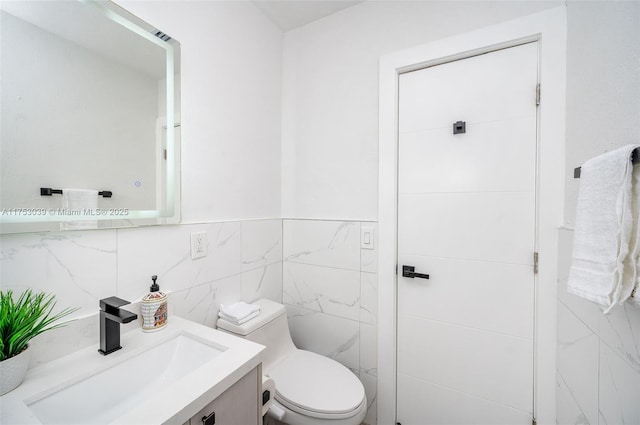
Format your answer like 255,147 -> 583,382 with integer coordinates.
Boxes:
0,219 -> 283,367
1,218 -> 379,424
282,219 -> 378,425
556,228 -> 640,424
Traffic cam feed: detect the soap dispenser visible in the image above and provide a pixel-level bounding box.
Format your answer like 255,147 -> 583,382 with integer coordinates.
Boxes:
141,275 -> 168,332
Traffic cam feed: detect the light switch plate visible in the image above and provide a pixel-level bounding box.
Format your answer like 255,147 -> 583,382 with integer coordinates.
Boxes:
191,232 -> 207,259
361,226 -> 375,250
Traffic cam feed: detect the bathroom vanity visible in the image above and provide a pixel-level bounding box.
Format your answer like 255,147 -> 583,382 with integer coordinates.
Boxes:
183,367 -> 260,425
0,316 -> 264,425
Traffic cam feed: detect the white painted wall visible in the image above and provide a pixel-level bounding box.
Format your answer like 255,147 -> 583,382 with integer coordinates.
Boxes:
557,2 -> 640,424
563,1 -> 640,226
118,0 -> 283,222
281,0 -> 561,220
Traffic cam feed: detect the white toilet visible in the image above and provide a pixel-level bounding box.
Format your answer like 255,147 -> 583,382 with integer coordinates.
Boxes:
216,299 -> 367,425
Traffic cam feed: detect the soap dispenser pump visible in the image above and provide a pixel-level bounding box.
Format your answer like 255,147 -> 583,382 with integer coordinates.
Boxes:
141,275 -> 168,332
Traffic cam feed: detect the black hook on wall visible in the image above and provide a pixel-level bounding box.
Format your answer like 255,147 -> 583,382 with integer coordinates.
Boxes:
453,121 -> 466,134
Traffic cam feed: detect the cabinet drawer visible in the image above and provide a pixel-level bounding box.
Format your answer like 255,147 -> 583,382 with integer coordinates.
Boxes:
189,367 -> 260,425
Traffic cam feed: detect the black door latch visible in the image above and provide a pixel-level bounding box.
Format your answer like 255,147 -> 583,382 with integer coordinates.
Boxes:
402,265 -> 429,279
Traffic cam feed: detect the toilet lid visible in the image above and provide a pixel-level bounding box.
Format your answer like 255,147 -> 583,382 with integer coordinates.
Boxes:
268,350 -> 365,418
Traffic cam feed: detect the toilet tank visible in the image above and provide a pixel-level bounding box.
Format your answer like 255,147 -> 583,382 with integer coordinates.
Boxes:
216,299 -> 297,373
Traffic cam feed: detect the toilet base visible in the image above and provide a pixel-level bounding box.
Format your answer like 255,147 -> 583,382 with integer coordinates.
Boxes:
266,398 -> 367,425
265,415 -> 287,425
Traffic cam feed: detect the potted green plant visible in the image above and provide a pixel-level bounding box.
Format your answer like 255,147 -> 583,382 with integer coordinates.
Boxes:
0,289 -> 77,395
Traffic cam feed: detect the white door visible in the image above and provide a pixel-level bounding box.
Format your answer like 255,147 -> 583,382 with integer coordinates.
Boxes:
396,42 -> 538,424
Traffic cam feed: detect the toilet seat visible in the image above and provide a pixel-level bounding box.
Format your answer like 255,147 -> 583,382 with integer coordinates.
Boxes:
267,350 -> 366,420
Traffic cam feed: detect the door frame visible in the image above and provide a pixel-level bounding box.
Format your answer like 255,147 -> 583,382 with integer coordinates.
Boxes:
378,7 -> 566,424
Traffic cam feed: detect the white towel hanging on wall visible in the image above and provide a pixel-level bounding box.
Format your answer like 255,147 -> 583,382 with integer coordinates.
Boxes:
60,189 -> 98,231
567,144 -> 640,313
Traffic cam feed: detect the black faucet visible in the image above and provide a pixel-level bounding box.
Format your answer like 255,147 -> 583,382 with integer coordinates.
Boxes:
98,297 -> 138,355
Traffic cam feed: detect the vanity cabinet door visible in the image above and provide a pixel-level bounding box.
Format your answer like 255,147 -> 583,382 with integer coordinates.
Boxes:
189,367 -> 260,425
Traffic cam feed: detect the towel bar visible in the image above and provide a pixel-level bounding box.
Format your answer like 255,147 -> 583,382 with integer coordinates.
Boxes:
574,148 -> 638,178
40,188 -> 113,198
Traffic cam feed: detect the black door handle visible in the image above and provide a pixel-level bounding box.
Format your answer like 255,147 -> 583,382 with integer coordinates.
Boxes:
402,265 -> 429,279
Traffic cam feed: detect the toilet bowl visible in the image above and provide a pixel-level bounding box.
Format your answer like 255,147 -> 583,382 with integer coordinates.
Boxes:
216,299 -> 367,425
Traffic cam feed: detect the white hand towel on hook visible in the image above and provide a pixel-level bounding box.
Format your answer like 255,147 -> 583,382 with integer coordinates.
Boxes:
60,189 -> 98,231
567,145 -> 640,313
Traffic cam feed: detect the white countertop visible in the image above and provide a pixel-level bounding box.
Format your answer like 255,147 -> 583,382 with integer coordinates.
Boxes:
0,316 -> 264,425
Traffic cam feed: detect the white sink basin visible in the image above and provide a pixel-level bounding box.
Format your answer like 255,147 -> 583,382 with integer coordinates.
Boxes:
1,317 -> 264,425
27,333 -> 224,425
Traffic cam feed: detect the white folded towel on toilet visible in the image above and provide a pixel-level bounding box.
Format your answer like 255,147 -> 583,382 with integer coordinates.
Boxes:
567,145 -> 640,312
218,302 -> 261,324
219,310 -> 260,325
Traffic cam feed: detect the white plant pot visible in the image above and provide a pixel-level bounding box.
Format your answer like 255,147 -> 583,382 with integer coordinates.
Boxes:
0,345 -> 30,396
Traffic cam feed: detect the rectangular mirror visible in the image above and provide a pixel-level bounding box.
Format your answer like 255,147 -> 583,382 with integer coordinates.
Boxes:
0,0 -> 181,233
